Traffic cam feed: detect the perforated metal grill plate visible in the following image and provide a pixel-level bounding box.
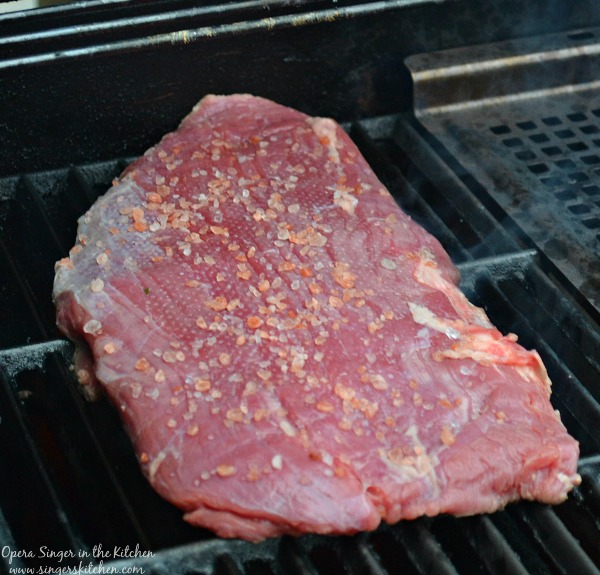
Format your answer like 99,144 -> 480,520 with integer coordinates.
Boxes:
406,27 -> 600,314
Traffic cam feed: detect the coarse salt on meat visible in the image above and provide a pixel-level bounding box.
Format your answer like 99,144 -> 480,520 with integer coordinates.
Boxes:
53,94 -> 580,541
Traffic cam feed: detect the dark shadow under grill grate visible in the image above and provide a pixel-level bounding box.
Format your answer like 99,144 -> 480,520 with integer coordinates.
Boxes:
0,107 -> 599,574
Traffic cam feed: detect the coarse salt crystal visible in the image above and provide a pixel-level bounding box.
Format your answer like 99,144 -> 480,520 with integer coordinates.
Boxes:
381,258 -> 397,270
103,342 -> 116,354
90,278 -> 104,292
279,420 -> 296,437
83,319 -> 102,335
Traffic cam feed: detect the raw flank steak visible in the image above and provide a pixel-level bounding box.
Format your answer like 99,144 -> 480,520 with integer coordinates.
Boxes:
53,94 -> 580,541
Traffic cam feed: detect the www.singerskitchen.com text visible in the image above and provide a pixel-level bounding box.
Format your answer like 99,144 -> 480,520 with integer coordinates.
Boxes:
2,544 -> 153,574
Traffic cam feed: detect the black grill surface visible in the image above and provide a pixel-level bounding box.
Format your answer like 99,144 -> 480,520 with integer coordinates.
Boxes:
1,111 -> 600,574
2,8 -> 600,575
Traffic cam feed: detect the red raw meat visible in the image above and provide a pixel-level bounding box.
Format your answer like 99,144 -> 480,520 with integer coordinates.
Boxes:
53,94 -> 580,541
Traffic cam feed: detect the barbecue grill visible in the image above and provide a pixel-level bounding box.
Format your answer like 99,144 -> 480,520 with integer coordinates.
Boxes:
1,1 -> 600,574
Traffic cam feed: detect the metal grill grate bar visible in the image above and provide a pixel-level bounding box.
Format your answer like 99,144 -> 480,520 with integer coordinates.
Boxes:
466,516 -> 531,575
512,505 -> 600,575
396,522 -> 460,575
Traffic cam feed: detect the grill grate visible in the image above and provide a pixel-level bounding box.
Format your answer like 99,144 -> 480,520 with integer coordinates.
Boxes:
1,110 -> 600,574
406,25 -> 600,316
490,110 -> 600,245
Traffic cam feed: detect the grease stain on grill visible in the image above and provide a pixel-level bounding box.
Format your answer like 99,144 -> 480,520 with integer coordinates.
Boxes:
544,238 -> 570,260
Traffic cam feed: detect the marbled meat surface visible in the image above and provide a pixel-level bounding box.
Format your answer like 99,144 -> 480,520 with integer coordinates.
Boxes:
53,94 -> 580,541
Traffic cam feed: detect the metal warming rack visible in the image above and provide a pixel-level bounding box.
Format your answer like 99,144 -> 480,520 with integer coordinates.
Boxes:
1,1 -> 600,574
